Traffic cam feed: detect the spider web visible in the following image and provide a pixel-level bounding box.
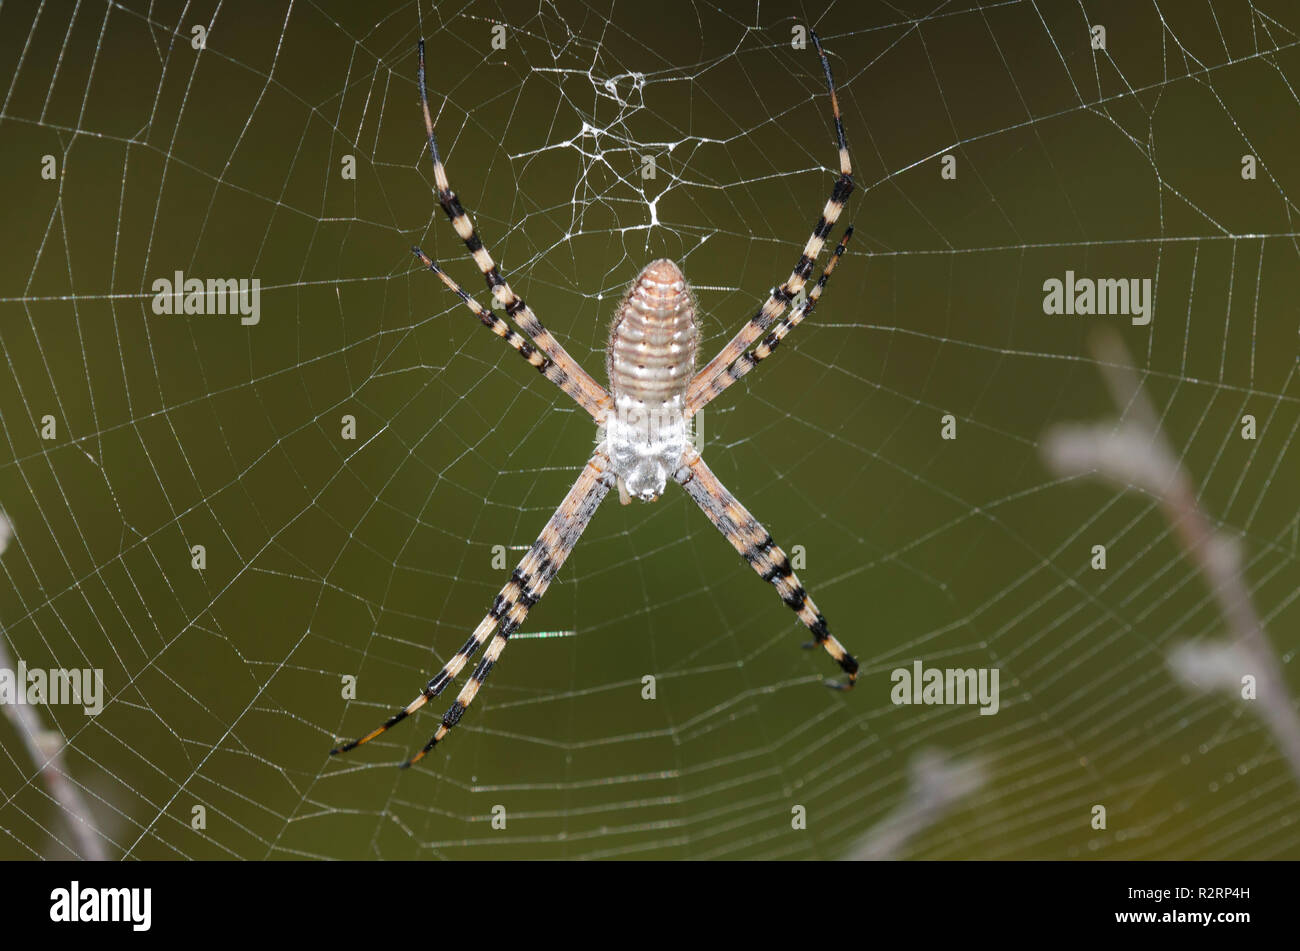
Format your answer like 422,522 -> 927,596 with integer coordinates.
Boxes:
1,0 -> 1298,860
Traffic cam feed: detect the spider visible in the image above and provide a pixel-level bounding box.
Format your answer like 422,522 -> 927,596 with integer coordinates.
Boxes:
332,34 -> 859,768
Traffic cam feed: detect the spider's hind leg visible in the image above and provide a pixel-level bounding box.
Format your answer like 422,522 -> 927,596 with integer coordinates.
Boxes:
675,453 -> 859,689
331,453 -> 615,765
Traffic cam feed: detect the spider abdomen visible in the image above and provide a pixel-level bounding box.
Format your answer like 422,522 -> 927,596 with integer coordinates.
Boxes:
603,259 -> 698,502
607,259 -> 697,403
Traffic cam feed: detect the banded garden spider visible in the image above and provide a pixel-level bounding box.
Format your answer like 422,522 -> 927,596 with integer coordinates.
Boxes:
332,33 -> 859,768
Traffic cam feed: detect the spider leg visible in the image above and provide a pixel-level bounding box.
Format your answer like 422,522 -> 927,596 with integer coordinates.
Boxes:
416,39 -> 612,422
412,247 -> 612,411
330,452 -> 614,765
686,226 -> 852,416
687,31 -> 853,418
675,452 -> 859,689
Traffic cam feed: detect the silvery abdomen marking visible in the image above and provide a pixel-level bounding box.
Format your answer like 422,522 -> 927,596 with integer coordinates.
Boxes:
603,259 -> 698,503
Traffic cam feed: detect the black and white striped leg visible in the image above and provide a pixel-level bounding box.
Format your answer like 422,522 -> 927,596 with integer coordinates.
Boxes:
330,453 -> 615,765
687,30 -> 853,416
415,39 -> 611,422
687,226 -> 853,416
412,247 -> 612,411
675,452 -> 859,689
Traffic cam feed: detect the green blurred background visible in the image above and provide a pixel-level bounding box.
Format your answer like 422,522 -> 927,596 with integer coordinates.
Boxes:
0,0 -> 1297,859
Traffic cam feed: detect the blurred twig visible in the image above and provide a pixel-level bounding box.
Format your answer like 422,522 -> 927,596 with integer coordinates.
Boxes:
847,749 -> 987,860
1041,329 -> 1300,785
0,511 -> 106,860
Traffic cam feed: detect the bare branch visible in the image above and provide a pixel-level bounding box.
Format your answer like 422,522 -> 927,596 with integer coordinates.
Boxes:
0,511 -> 107,860
846,749 -> 987,860
1041,329 -> 1300,785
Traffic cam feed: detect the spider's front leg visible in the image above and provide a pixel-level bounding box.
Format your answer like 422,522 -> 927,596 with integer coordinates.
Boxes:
675,452 -> 859,689
686,30 -> 853,414
686,225 -> 853,417
414,39 -> 611,423
331,453 -> 615,767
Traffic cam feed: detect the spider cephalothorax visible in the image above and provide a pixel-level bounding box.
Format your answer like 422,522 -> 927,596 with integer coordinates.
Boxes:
603,259 -> 698,504
332,33 -> 860,768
